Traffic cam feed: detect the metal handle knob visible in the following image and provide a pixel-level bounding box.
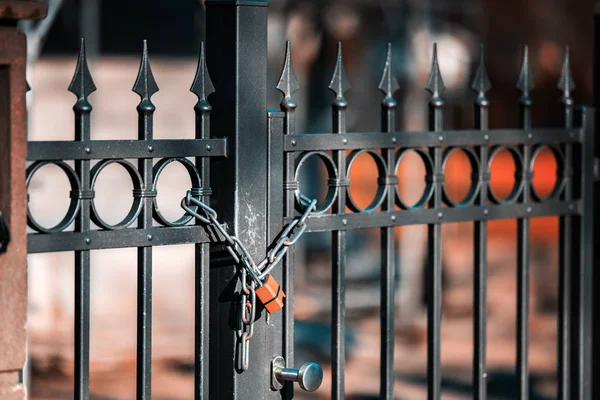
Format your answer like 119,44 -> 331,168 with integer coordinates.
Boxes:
271,356 -> 323,392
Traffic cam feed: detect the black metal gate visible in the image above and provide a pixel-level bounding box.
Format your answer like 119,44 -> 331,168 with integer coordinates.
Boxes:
23,0 -> 595,399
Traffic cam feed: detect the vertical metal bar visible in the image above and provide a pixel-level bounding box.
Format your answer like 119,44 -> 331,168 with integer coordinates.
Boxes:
471,45 -> 491,400
73,82 -> 91,400
195,221 -> 210,399
282,98 -> 296,399
190,42 -> 214,400
329,41 -> 350,400
592,13 -> 600,398
572,106 -> 594,400
267,111 -> 287,395
425,43 -> 444,400
515,119 -> 531,400
557,46 -> 575,400
132,41 -> 158,400
276,41 -> 299,400
205,2 -> 275,398
378,43 -> 397,400
68,39 -> 96,400
516,45 -> 534,400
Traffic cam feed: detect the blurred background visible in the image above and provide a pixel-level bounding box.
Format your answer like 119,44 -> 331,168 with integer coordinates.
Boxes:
24,0 -> 597,398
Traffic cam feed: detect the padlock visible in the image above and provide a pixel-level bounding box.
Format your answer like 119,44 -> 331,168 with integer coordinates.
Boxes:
256,274 -> 286,313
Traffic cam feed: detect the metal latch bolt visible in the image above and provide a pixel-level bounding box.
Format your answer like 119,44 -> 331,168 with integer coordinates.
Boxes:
271,355 -> 323,392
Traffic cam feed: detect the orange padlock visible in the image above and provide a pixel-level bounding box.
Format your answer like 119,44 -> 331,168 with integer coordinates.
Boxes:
256,274 -> 286,313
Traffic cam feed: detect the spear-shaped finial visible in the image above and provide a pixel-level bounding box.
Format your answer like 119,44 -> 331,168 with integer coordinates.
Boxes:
328,41 -> 351,105
68,38 -> 97,100
471,44 -> 491,105
132,40 -> 159,101
425,43 -> 445,105
190,41 -> 215,103
276,40 -> 300,111
516,45 -> 535,102
378,43 -> 399,104
557,46 -> 575,106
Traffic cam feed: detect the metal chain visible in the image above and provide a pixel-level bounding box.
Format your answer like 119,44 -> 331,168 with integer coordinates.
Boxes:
181,190 -> 316,371
236,271 -> 256,371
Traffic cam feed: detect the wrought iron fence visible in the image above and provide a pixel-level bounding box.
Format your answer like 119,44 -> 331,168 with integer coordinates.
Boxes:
273,38 -> 594,400
26,39 -> 222,398
22,1 -> 595,399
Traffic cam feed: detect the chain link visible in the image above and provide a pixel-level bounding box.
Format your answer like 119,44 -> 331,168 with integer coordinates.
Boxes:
181,190 -> 316,371
236,272 -> 256,370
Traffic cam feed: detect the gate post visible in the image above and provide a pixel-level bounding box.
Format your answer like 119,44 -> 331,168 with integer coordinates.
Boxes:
0,1 -> 47,398
205,1 -> 282,398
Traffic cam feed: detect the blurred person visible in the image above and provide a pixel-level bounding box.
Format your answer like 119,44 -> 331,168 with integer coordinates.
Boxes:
277,0 -> 482,337
397,25 -> 476,330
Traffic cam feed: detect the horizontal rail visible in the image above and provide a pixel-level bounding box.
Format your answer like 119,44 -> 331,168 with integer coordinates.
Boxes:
291,200 -> 580,232
284,128 -> 581,152
28,225 -> 211,253
27,138 -> 228,161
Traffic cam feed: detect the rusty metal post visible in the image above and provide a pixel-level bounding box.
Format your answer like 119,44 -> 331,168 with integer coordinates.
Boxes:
0,1 -> 47,399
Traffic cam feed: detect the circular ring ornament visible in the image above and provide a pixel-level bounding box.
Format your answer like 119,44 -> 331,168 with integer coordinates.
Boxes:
441,147 -> 481,207
294,151 -> 338,214
26,161 -> 81,233
152,157 -> 203,226
529,145 -> 565,202
487,146 -> 525,205
346,149 -> 388,213
394,148 -> 434,209
90,159 -> 144,230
